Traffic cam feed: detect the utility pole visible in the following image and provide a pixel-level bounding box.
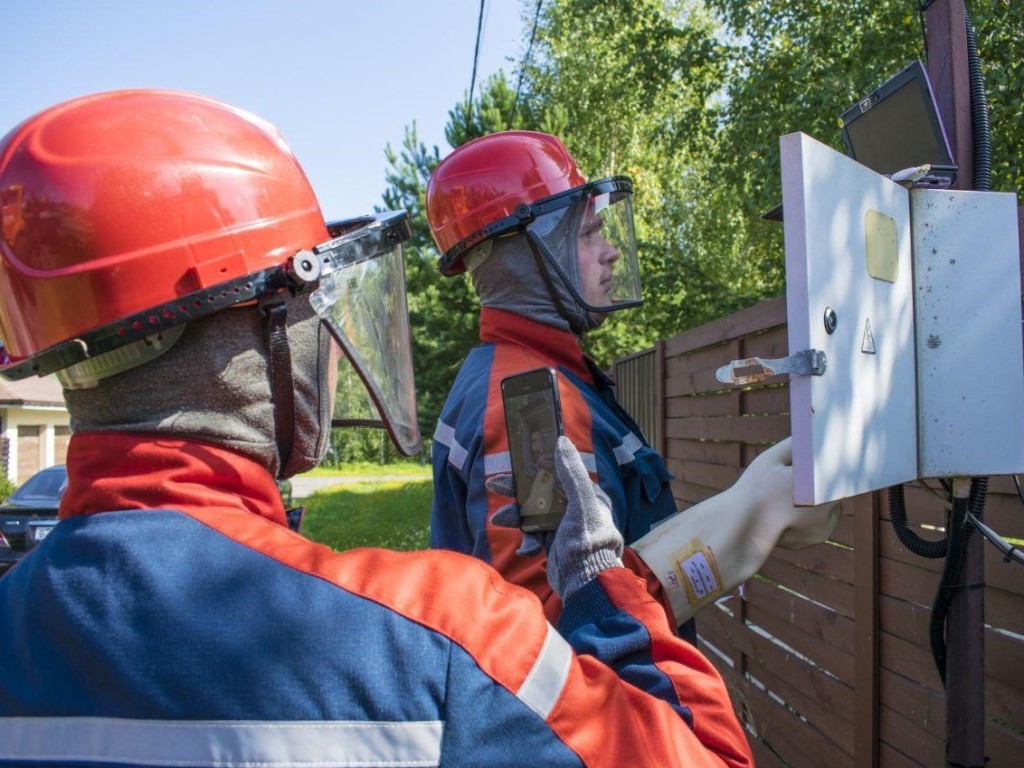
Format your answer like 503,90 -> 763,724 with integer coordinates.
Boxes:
923,2 -> 988,766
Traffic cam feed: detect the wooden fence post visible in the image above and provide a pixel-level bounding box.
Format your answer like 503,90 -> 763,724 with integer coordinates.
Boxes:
854,492 -> 881,767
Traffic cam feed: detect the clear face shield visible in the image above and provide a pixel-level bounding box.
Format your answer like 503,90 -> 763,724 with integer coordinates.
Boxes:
306,211 -> 421,456
524,178 -> 642,314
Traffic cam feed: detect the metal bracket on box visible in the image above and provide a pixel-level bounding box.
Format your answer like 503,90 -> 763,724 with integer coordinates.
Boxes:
715,349 -> 827,386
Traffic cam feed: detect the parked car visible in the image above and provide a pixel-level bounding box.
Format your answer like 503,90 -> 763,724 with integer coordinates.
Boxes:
0,530 -> 20,577
0,464 -> 66,552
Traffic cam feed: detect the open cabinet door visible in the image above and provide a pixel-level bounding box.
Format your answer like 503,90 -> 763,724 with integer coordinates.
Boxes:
781,132 -> 918,505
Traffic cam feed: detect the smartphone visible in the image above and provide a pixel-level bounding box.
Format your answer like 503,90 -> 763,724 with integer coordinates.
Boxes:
500,367 -> 567,533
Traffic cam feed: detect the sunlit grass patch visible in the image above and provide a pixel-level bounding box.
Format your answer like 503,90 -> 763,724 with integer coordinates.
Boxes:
301,479 -> 432,552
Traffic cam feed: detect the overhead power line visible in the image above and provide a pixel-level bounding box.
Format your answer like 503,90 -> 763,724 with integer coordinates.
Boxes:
468,0 -> 488,124
510,0 -> 544,129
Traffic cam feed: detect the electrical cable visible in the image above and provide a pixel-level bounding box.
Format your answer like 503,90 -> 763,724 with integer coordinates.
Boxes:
509,0 -> 544,129
916,1 -> 930,62
966,511 -> 1024,566
467,0 -> 488,124
888,483 -> 948,558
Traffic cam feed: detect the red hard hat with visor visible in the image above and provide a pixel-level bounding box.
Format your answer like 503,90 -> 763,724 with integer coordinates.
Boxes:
0,89 -> 420,456
425,130 -> 643,316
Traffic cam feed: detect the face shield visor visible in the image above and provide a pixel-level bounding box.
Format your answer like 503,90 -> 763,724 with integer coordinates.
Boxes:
306,211 -> 420,456
523,178 -> 642,314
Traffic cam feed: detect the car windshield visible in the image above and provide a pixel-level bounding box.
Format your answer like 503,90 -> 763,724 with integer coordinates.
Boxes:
10,467 -> 66,503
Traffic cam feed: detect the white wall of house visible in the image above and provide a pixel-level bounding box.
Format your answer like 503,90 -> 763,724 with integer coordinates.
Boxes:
1,406 -> 71,484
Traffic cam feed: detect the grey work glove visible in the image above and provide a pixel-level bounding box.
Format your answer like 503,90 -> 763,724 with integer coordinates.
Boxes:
487,473 -> 553,556
489,436 -> 624,602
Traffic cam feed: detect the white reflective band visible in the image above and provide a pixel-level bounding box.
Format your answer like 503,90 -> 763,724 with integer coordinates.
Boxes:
580,451 -> 597,474
483,450 -> 511,476
434,421 -> 468,472
0,717 -> 443,767
516,623 -> 573,720
612,432 -> 643,466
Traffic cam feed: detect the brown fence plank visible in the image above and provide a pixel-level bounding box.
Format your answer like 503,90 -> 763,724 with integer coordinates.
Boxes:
741,324 -> 790,359
700,605 -> 856,725
672,481 -> 721,508
879,741 -> 929,768
668,458 -> 739,490
744,577 -> 856,656
987,676 -> 1024,735
880,631 -> 944,695
986,628 -> 1024,697
986,586 -> 1024,636
744,598 -> 856,686
666,341 -> 743,380
828,511 -> 857,548
879,668 -> 944,741
879,705 -> 944,768
665,413 -> 790,442
879,594 -> 930,646
665,390 -> 740,418
715,658 -> 854,768
665,439 -> 741,466
745,735 -> 789,768
769,540 -> 855,585
758,557 -> 856,619
881,525 -> 1024,601
741,385 -> 790,416
879,557 -> 940,607
987,719 -> 1024,768
663,296 -> 786,357
665,366 -> 731,398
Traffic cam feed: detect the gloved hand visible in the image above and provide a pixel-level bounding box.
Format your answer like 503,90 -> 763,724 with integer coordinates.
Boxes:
736,438 -> 842,551
489,436 -> 624,601
631,437 -> 841,626
486,473 -> 553,556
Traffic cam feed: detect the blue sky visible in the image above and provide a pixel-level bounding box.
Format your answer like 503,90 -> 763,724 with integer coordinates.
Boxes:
1,1 -> 525,217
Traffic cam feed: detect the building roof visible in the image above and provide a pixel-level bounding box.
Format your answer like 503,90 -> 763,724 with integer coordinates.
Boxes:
0,375 -> 66,407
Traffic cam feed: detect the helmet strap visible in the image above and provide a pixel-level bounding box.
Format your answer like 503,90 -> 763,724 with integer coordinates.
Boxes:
259,292 -> 296,476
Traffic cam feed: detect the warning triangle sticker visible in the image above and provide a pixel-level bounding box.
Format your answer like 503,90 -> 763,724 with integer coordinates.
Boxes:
861,318 -> 876,354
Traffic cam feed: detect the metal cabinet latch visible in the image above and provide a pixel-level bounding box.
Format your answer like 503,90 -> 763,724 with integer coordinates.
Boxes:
715,349 -> 827,386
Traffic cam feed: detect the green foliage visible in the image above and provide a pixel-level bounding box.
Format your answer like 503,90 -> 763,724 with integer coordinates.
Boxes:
300,479 -> 432,551
378,0 -> 1024,442
0,476 -> 16,502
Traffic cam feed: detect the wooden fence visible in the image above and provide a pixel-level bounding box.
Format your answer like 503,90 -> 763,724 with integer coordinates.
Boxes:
612,296 -> 1024,766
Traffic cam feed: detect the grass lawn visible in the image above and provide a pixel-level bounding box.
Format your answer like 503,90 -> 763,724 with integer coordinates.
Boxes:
300,478 -> 433,552
299,461 -> 431,478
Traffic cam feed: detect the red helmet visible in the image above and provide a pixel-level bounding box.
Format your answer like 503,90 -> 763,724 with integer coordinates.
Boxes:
0,89 -> 328,374
425,131 -> 586,275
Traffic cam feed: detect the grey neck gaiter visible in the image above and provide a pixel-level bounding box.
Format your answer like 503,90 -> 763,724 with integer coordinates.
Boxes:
470,217 -> 600,335
64,291 -> 333,479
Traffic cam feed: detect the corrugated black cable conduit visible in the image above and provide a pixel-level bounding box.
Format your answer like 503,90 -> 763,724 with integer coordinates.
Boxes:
965,9 -> 992,191
889,483 -> 948,559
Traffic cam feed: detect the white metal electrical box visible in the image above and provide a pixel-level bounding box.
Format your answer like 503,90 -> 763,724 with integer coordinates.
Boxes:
911,188 -> 1024,477
779,132 -> 1024,506
781,132 -> 919,505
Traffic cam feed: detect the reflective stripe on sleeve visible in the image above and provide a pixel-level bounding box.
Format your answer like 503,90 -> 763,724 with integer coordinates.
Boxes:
483,450 -> 511,475
0,717 -> 444,767
611,432 -> 642,466
516,623 -> 573,720
434,421 -> 468,472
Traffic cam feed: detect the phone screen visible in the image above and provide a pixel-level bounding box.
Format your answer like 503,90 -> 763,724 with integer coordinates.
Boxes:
500,368 -> 567,533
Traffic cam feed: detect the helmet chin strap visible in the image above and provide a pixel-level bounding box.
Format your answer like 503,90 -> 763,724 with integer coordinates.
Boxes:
258,292 -> 296,477
525,229 -> 599,335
